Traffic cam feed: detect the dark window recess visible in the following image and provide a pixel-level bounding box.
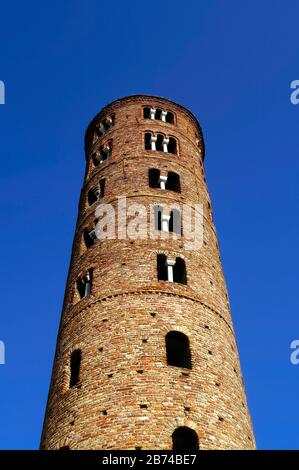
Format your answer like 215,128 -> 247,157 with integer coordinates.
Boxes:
173,257 -> 187,284
77,272 -> 92,299
168,137 -> 177,154
169,209 -> 181,235
166,112 -> 174,124
58,446 -> 71,451
156,134 -> 163,151
149,169 -> 160,188
99,179 -> 106,197
143,107 -> 150,119
144,133 -> 152,150
84,227 -> 97,248
157,254 -> 167,281
166,172 -> 180,192
88,186 -> 101,206
155,108 -> 162,120
165,331 -> 192,369
154,206 -> 163,231
70,349 -> 81,388
172,427 -> 199,451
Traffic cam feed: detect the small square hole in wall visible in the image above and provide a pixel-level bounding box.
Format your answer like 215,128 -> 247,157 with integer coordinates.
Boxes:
215,382 -> 220,387
218,417 -> 224,422
108,373 -> 113,378
140,404 -> 148,409
205,325 -> 210,330
184,406 -> 191,412
142,339 -> 148,343
208,350 -> 212,355
103,319 -> 108,323
150,312 -> 156,317
137,370 -> 144,374
248,436 -> 252,441
102,410 -> 108,416
70,420 -> 75,426
99,347 -> 103,352
210,281 -> 213,286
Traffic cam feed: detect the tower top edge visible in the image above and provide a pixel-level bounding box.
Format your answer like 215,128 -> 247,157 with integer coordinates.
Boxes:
84,94 -> 205,159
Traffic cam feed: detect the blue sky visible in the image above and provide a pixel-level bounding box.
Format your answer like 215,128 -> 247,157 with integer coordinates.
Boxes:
0,0 -> 299,450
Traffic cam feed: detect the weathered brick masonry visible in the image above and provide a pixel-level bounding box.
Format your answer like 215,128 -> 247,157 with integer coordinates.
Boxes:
40,95 -> 255,450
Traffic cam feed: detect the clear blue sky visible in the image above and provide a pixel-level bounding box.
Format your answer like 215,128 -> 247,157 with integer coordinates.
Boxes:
0,0 -> 298,450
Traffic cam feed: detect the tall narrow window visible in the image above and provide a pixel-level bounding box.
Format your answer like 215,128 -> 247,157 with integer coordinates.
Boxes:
156,134 -> 164,151
166,172 -> 180,192
70,349 -> 81,388
168,137 -> 177,154
165,331 -> 192,369
149,169 -> 160,188
172,427 -> 199,450
169,209 -> 181,235
166,112 -> 174,124
77,271 -> 92,299
87,179 -> 105,206
144,133 -> 152,150
155,108 -> 162,120
157,254 -> 167,281
143,107 -> 150,119
153,206 -> 163,231
84,227 -> 97,248
173,257 -> 187,284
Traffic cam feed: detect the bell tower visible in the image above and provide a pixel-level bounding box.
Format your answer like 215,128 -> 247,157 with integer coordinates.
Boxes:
40,95 -> 255,450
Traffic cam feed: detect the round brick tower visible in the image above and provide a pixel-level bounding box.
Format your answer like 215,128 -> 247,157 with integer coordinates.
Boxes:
40,95 -> 255,450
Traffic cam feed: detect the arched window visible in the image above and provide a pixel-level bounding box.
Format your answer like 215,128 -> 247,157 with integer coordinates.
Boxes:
166,111 -> 174,124
149,168 -> 160,188
165,171 -> 180,192
84,227 -> 97,248
157,254 -> 168,281
70,349 -> 81,388
77,271 -> 92,299
143,107 -> 151,119
144,133 -> 152,150
155,108 -> 162,120
165,332 -> 192,369
169,209 -> 181,235
153,206 -> 163,231
168,137 -> 177,154
156,134 -> 164,152
173,257 -> 187,284
87,179 -> 105,206
92,141 -> 112,166
172,427 -> 199,451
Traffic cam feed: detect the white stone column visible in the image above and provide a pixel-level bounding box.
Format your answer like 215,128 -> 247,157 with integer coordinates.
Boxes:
159,175 -> 168,190
84,273 -> 91,297
162,137 -> 170,153
150,108 -> 156,120
166,258 -> 176,282
150,135 -> 157,151
105,117 -> 113,127
161,110 -> 167,122
161,214 -> 170,232
98,123 -> 105,135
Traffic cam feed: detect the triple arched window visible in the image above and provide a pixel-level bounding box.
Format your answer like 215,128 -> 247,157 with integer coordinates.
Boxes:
143,107 -> 174,124
144,133 -> 177,154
